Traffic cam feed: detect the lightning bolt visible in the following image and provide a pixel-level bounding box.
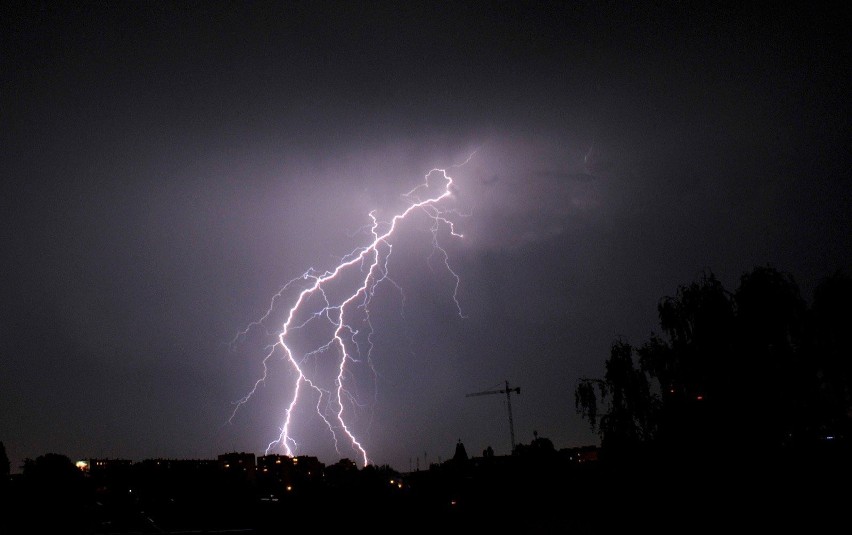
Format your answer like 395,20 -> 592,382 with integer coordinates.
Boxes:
230,155 -> 473,466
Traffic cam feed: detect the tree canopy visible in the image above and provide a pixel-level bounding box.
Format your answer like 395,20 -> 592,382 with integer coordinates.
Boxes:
576,267 -> 852,458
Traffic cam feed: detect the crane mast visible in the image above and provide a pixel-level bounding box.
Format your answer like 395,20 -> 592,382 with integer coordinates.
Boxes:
466,380 -> 521,453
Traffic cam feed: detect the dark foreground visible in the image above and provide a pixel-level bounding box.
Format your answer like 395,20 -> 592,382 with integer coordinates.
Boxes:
2,442 -> 848,534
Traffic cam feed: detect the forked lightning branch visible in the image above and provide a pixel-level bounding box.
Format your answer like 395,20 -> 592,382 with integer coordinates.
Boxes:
230,155 -> 473,466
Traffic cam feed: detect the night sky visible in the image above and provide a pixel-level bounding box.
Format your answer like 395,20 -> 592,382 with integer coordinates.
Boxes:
3,2 -> 849,472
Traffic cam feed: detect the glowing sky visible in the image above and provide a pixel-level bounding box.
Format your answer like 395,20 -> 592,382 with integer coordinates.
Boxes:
3,2 -> 849,471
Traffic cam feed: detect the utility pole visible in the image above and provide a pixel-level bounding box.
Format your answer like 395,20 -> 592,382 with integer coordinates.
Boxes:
466,380 -> 521,454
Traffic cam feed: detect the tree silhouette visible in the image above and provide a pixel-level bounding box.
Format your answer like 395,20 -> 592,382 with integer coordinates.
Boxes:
732,266 -> 809,446
0,441 -> 9,481
577,266 -> 850,459
576,340 -> 657,455
0,441 -> 8,500
639,270 -> 735,451
19,453 -> 93,531
809,270 -> 852,442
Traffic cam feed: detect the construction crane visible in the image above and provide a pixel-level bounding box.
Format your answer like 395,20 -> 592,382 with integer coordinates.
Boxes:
466,380 -> 521,454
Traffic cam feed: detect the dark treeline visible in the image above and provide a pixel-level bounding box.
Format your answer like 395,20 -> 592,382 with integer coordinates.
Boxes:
576,266 -> 851,453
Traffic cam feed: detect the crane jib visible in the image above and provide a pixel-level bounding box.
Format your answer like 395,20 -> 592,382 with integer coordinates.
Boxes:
465,380 -> 521,454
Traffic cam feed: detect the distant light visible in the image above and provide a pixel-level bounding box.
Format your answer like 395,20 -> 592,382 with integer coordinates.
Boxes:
390,479 -> 395,484
286,486 -> 292,491
825,436 -> 835,441
75,461 -> 89,471
398,483 -> 403,489
669,389 -> 675,393
275,459 -> 281,464
696,395 -> 703,400
450,500 -> 457,506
